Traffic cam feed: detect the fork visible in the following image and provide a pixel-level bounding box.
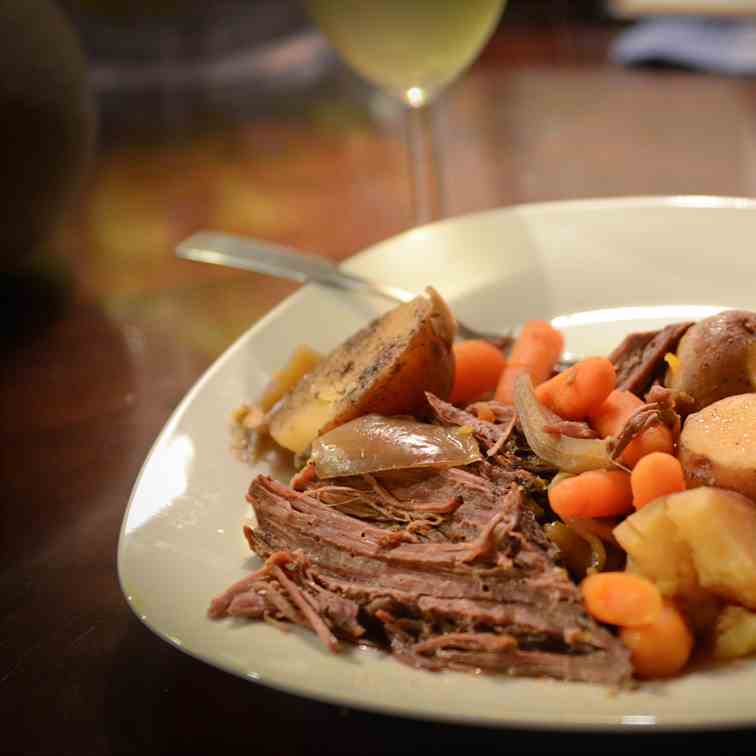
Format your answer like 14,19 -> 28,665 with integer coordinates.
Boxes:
175,231 -> 508,343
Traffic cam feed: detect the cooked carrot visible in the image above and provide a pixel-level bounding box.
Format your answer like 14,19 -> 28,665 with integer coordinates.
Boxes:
581,571 -> 663,627
548,469 -> 634,519
631,451 -> 686,510
589,389 -> 644,437
494,320 -> 564,404
535,357 -> 616,421
588,389 -> 674,467
449,340 -> 507,405
622,425 -> 675,468
620,601 -> 694,678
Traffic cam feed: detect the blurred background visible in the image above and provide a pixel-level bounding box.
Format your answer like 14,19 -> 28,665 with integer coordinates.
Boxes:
5,0 -> 756,353
0,2 -> 657,343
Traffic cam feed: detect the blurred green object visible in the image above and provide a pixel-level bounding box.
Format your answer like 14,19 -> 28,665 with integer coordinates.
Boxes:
0,0 -> 95,271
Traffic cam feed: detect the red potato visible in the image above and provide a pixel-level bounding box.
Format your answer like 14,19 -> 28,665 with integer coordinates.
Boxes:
665,310 -> 756,412
268,288 -> 456,453
679,393 -> 756,501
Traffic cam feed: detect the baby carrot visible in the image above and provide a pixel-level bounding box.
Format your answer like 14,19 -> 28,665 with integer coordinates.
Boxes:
620,601 -> 694,678
581,571 -> 663,627
631,451 -> 686,510
449,340 -> 507,406
589,389 -> 644,437
548,469 -> 634,519
494,320 -> 564,404
535,357 -> 616,421
622,425 -> 675,468
588,389 -> 674,467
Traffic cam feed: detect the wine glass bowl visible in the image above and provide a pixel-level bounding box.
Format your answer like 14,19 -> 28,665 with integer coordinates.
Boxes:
306,0 -> 505,108
306,0 -> 506,224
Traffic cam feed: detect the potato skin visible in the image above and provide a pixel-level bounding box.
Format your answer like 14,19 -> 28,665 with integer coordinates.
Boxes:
665,310 -> 756,412
679,393 -> 756,500
326,315 -> 454,426
268,288 -> 456,453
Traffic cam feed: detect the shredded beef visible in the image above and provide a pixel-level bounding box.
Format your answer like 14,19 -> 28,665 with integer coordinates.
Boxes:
301,459 -> 551,551
208,549 -> 364,649
211,389 -> 636,686
210,473 -> 631,686
425,393 -> 516,457
609,322 -> 692,396
425,393 -> 553,488
645,384 -> 696,418
610,395 -> 682,462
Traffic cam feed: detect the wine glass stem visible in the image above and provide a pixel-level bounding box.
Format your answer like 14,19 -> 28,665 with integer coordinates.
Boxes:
405,102 -> 443,225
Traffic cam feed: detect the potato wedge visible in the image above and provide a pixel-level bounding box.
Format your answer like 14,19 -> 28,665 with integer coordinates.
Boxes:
666,487 -> 756,610
613,497 -> 699,599
624,547 -> 720,635
713,605 -> 756,659
679,393 -> 756,500
615,487 -> 756,625
268,287 -> 456,454
258,344 -> 322,413
664,310 -> 756,412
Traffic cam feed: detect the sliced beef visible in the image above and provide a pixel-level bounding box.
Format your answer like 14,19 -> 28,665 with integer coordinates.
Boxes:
211,474 -> 632,686
609,322 -> 692,396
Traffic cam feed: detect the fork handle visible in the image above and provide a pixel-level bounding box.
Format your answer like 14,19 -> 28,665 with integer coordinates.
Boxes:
176,231 -> 414,305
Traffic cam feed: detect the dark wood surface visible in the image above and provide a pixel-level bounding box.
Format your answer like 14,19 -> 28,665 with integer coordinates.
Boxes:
3,8 -> 756,754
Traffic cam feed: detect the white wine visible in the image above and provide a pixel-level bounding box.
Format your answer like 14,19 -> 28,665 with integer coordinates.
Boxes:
307,0 -> 505,107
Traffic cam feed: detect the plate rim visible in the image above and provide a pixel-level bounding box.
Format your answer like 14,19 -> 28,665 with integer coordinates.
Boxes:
342,193 -> 756,270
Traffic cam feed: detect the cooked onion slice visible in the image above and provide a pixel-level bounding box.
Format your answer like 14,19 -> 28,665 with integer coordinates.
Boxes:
311,414 -> 482,479
513,374 -> 613,474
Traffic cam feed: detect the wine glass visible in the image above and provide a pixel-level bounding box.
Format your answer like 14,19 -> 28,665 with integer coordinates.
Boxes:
306,0 -> 506,225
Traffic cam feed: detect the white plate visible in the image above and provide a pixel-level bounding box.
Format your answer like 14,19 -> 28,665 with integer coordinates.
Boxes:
118,196 -> 756,731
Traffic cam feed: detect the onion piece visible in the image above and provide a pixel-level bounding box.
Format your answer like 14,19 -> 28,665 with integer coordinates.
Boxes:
310,414 -> 482,479
513,374 -> 613,474
565,516 -> 620,546
566,519 -> 608,574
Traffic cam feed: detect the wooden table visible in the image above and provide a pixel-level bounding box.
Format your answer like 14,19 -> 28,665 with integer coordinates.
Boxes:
3,13 -> 756,754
